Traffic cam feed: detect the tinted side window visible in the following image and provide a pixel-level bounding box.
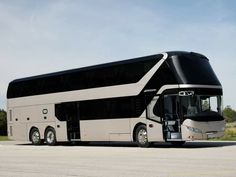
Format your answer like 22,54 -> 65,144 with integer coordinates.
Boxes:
60,59 -> 157,90
79,96 -> 145,120
153,98 -> 163,117
144,62 -> 178,90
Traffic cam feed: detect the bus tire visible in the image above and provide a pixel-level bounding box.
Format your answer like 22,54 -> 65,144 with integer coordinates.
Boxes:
30,128 -> 42,145
45,127 -> 57,146
135,124 -> 150,148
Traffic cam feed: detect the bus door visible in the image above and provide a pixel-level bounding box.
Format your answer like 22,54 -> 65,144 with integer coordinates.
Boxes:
146,96 -> 164,142
163,95 -> 182,141
66,102 -> 80,141
56,102 -> 81,141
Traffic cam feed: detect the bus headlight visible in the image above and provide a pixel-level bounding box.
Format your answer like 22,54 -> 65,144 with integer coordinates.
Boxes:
186,126 -> 202,133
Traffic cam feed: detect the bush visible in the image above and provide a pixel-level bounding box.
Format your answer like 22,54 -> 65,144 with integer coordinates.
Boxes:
223,106 -> 236,123
0,109 -> 7,135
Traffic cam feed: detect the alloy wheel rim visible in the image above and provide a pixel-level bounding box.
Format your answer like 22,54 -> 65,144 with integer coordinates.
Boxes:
47,131 -> 55,144
32,131 -> 40,143
138,129 -> 147,145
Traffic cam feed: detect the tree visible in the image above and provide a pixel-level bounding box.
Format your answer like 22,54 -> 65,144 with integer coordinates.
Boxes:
0,109 -> 7,135
223,106 -> 236,123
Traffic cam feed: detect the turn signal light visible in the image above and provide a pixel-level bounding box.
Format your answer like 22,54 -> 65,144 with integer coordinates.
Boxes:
149,124 -> 153,128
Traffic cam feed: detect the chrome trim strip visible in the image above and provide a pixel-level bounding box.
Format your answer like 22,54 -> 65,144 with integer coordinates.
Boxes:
156,85 -> 179,95
155,84 -> 222,96
161,52 -> 168,60
179,84 -> 222,89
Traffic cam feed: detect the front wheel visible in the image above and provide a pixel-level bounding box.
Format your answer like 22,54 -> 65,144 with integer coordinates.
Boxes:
135,125 -> 150,148
45,127 -> 57,146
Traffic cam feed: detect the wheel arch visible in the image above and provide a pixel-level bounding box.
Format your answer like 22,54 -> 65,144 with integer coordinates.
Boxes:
132,122 -> 146,142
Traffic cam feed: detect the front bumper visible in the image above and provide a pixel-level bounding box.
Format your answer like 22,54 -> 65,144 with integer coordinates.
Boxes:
181,119 -> 225,141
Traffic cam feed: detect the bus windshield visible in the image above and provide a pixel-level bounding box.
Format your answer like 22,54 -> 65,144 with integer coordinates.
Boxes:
180,95 -> 224,121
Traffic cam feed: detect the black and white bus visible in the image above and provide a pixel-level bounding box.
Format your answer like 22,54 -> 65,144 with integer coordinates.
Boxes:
7,51 -> 225,147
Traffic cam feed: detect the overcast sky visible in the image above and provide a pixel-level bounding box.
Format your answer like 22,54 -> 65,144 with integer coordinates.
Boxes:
0,0 -> 236,110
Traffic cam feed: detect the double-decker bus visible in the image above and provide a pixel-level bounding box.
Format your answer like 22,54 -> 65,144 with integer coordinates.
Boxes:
7,51 -> 225,147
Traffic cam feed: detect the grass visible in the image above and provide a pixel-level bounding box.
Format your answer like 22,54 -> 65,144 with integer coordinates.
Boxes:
211,122 -> 236,141
0,136 -> 8,141
226,122 -> 236,128
216,128 -> 236,141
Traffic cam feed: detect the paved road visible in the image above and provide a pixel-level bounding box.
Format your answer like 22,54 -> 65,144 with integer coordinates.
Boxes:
0,141 -> 236,177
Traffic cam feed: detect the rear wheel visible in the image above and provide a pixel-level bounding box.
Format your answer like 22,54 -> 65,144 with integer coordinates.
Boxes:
135,125 -> 150,148
45,127 -> 57,146
30,128 -> 42,145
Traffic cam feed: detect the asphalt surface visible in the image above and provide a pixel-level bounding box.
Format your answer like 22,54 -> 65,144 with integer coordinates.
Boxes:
0,141 -> 236,177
